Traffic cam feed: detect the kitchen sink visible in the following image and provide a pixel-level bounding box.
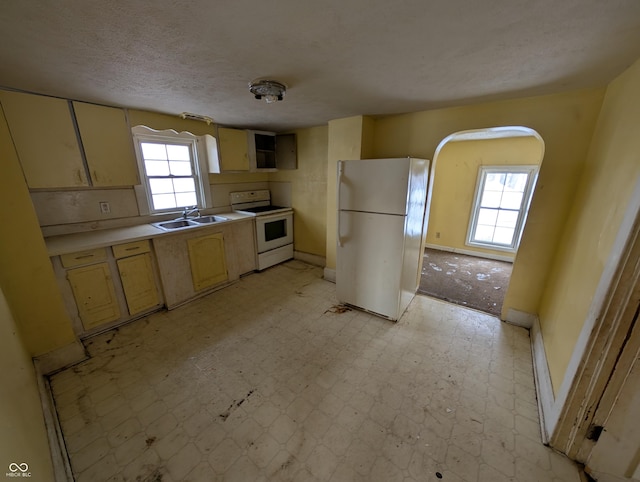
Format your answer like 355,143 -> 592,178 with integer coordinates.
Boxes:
153,220 -> 194,230
190,215 -> 228,224
152,215 -> 229,231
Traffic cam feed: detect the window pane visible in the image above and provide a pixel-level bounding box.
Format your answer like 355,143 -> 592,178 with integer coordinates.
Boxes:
505,173 -> 528,192
481,191 -> 502,208
494,227 -> 515,245
152,193 -> 176,210
149,178 -> 174,194
474,225 -> 495,242
477,208 -> 498,226
501,192 -> 523,209
496,209 -> 519,228
175,192 -> 197,207
166,144 -> 190,161
144,160 -> 169,176
169,160 -> 193,176
141,143 -> 167,160
485,173 -> 506,191
173,177 -> 195,193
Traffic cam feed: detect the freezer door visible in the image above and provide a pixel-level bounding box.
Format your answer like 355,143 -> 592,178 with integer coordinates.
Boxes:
338,158 -> 411,215
336,210 -> 405,320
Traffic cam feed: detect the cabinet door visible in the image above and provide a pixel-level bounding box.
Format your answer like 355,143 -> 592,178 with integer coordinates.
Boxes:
73,102 -> 139,186
187,233 -> 228,291
217,127 -> 249,171
67,263 -> 120,329
276,133 -> 297,170
0,91 -> 87,188
116,252 -> 160,316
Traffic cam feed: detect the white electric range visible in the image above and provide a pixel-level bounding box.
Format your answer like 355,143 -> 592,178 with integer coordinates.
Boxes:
230,190 -> 294,270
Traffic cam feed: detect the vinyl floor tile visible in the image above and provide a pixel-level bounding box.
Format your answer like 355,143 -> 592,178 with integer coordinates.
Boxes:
50,260 -> 581,481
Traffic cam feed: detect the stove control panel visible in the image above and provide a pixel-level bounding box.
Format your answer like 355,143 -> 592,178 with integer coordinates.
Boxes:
230,190 -> 271,205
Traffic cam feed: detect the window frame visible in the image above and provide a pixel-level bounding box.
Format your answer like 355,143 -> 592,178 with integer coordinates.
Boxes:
132,126 -> 212,215
466,165 -> 538,252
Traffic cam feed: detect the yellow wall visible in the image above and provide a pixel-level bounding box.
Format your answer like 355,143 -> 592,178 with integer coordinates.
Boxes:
0,104 -> 76,356
324,89 -> 605,320
269,126 -> 328,257
427,136 -> 544,258
0,288 -> 55,481
538,59 -> 640,394
325,116 -> 374,269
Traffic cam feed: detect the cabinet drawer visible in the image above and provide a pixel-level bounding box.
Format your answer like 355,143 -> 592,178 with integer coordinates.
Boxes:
60,248 -> 108,268
112,240 -> 151,259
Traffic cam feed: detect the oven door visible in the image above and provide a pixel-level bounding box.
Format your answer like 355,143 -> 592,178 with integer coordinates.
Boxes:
255,212 -> 293,253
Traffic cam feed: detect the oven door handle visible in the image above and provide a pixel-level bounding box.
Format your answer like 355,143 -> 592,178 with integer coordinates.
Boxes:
337,161 -> 344,247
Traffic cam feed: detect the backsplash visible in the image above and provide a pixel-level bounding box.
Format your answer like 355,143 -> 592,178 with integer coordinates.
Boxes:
31,180 -> 290,235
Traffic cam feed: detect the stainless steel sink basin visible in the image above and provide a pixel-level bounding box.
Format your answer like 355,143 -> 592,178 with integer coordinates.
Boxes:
153,220 -> 194,230
152,215 -> 229,231
190,215 -> 228,224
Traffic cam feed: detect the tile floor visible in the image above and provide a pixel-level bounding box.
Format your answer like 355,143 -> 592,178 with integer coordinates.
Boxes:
50,260 -> 582,481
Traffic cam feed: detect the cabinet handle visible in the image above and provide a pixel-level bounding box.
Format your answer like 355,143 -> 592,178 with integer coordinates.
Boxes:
93,170 -> 99,182
75,254 -> 95,260
125,247 -> 140,251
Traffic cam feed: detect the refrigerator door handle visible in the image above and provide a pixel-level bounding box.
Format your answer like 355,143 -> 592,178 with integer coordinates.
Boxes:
337,161 -> 344,247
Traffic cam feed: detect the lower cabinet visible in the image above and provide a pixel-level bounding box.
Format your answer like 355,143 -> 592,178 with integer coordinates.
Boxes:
53,240 -> 163,335
153,219 -> 256,309
117,252 -> 160,315
66,262 -> 120,329
187,233 -> 228,291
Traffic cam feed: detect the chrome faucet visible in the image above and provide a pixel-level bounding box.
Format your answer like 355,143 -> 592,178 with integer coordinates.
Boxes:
182,206 -> 200,219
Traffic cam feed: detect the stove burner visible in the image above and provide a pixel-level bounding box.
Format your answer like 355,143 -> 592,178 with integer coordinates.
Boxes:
240,205 -> 288,214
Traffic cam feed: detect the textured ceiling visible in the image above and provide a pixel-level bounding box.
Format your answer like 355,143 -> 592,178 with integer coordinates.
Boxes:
1,1 -> 640,131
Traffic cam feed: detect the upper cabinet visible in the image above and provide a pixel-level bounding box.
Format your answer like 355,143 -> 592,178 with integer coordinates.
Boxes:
0,90 -> 88,188
73,102 -> 139,187
248,131 -> 297,171
0,90 -> 140,189
209,127 -> 298,173
212,126 -> 250,172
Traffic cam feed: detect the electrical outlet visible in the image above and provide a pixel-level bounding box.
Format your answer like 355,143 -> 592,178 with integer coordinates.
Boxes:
436,232 -> 441,239
99,201 -> 111,215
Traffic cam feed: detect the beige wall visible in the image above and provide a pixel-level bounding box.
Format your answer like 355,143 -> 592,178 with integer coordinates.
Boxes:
427,135 -> 544,258
325,116 -> 374,269
270,126 -> 328,257
362,89 -> 604,320
0,104 -> 76,356
539,59 -> 640,394
0,287 -> 55,481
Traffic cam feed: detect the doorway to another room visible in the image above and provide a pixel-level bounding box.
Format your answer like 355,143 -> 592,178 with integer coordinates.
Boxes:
418,127 -> 545,318
418,248 -> 512,316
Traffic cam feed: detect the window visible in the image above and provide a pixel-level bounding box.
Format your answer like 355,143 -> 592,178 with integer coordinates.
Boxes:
467,166 -> 538,252
132,126 -> 211,214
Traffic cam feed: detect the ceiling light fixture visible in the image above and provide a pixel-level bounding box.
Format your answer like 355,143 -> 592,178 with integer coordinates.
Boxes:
249,79 -> 286,103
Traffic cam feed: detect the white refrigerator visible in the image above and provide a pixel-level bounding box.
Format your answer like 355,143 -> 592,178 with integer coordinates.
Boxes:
336,157 -> 430,321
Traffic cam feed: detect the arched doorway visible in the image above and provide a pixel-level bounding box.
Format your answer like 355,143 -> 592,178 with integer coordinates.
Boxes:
419,126 -> 545,317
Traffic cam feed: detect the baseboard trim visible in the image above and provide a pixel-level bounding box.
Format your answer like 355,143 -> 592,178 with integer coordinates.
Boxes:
531,317 -> 556,444
323,267 -> 336,283
424,243 -> 515,263
294,251 -> 325,268
35,340 -> 87,376
34,360 -> 74,482
504,308 -> 536,329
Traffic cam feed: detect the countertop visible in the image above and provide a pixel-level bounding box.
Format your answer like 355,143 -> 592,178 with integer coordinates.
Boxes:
45,212 -> 253,256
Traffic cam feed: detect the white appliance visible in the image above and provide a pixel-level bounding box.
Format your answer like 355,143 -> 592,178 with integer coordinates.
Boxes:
230,190 -> 294,270
336,158 -> 430,321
